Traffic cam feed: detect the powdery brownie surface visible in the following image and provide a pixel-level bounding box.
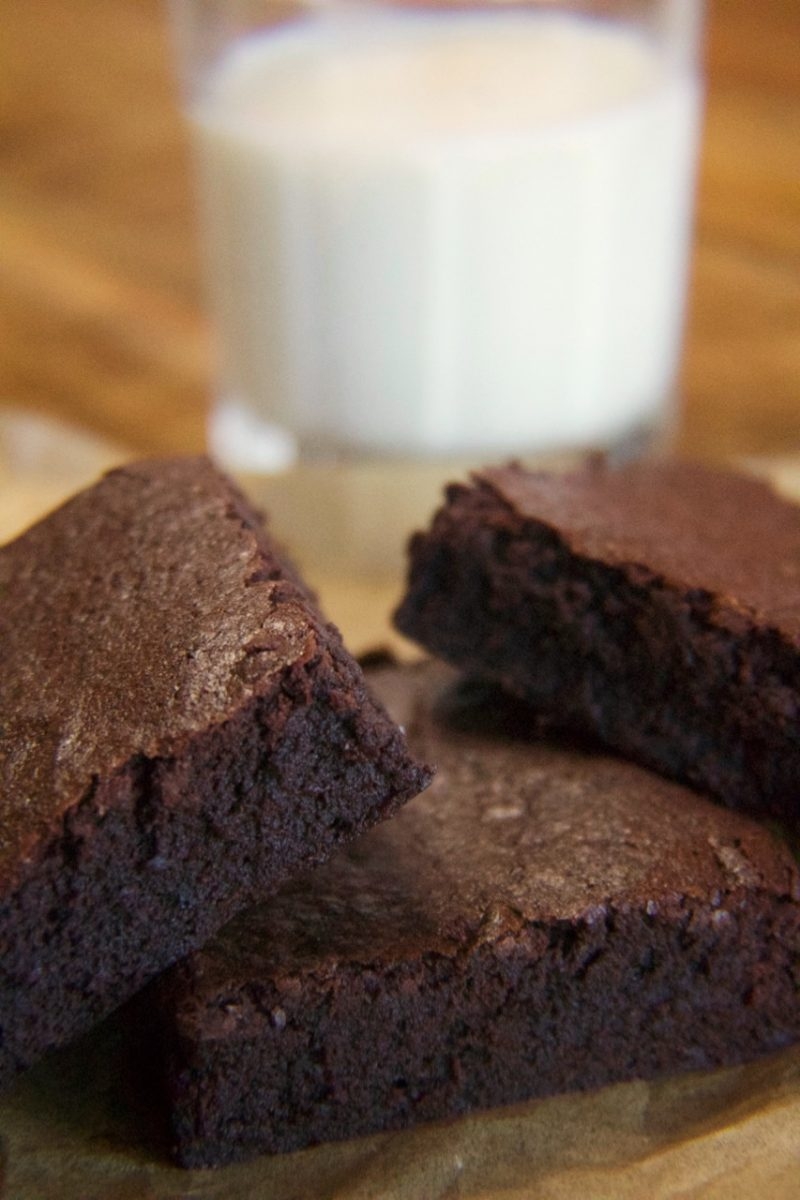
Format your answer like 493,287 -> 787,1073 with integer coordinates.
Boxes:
0,458 -> 430,1089
395,459 -> 800,823
152,661 -> 800,1168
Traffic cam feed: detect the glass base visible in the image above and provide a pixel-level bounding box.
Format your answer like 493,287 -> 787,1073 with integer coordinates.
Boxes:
209,397 -> 298,473
211,400 -> 676,593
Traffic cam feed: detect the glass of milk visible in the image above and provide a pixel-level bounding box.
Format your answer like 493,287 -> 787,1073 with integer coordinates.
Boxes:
169,0 -> 703,575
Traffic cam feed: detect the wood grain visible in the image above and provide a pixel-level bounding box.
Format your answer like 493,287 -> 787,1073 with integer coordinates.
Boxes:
1,0 -> 798,459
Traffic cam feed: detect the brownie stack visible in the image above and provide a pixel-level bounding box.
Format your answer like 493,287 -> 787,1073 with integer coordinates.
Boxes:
147,457 -> 800,1168
2,454 -> 797,1167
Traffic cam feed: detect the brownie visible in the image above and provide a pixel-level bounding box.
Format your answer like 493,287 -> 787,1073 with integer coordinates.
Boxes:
151,661 -> 800,1168
0,458 -> 430,1090
395,459 -> 800,824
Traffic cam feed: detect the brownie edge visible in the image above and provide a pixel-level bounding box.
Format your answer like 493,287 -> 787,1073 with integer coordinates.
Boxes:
394,459 -> 800,823
0,457 -> 430,1088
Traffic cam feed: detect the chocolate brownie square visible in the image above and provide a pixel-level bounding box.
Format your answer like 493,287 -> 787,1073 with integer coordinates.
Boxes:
151,661 -> 800,1167
0,458 -> 430,1089
395,459 -> 800,824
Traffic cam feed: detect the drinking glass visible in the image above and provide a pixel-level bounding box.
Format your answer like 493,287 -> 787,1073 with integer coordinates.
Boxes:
169,0 -> 703,577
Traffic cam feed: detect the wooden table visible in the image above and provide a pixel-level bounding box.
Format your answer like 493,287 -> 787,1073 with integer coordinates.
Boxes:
1,0 -> 799,463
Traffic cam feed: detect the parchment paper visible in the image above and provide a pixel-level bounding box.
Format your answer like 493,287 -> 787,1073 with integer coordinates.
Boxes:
0,417 -> 798,1199
1,1016 -> 798,1199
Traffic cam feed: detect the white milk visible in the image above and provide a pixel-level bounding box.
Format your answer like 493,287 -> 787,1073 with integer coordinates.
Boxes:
193,10 -> 701,467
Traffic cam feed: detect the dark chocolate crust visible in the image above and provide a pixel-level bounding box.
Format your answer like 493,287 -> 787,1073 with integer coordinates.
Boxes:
153,662 -> 800,1167
394,459 -> 800,823
0,458 -> 430,1088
